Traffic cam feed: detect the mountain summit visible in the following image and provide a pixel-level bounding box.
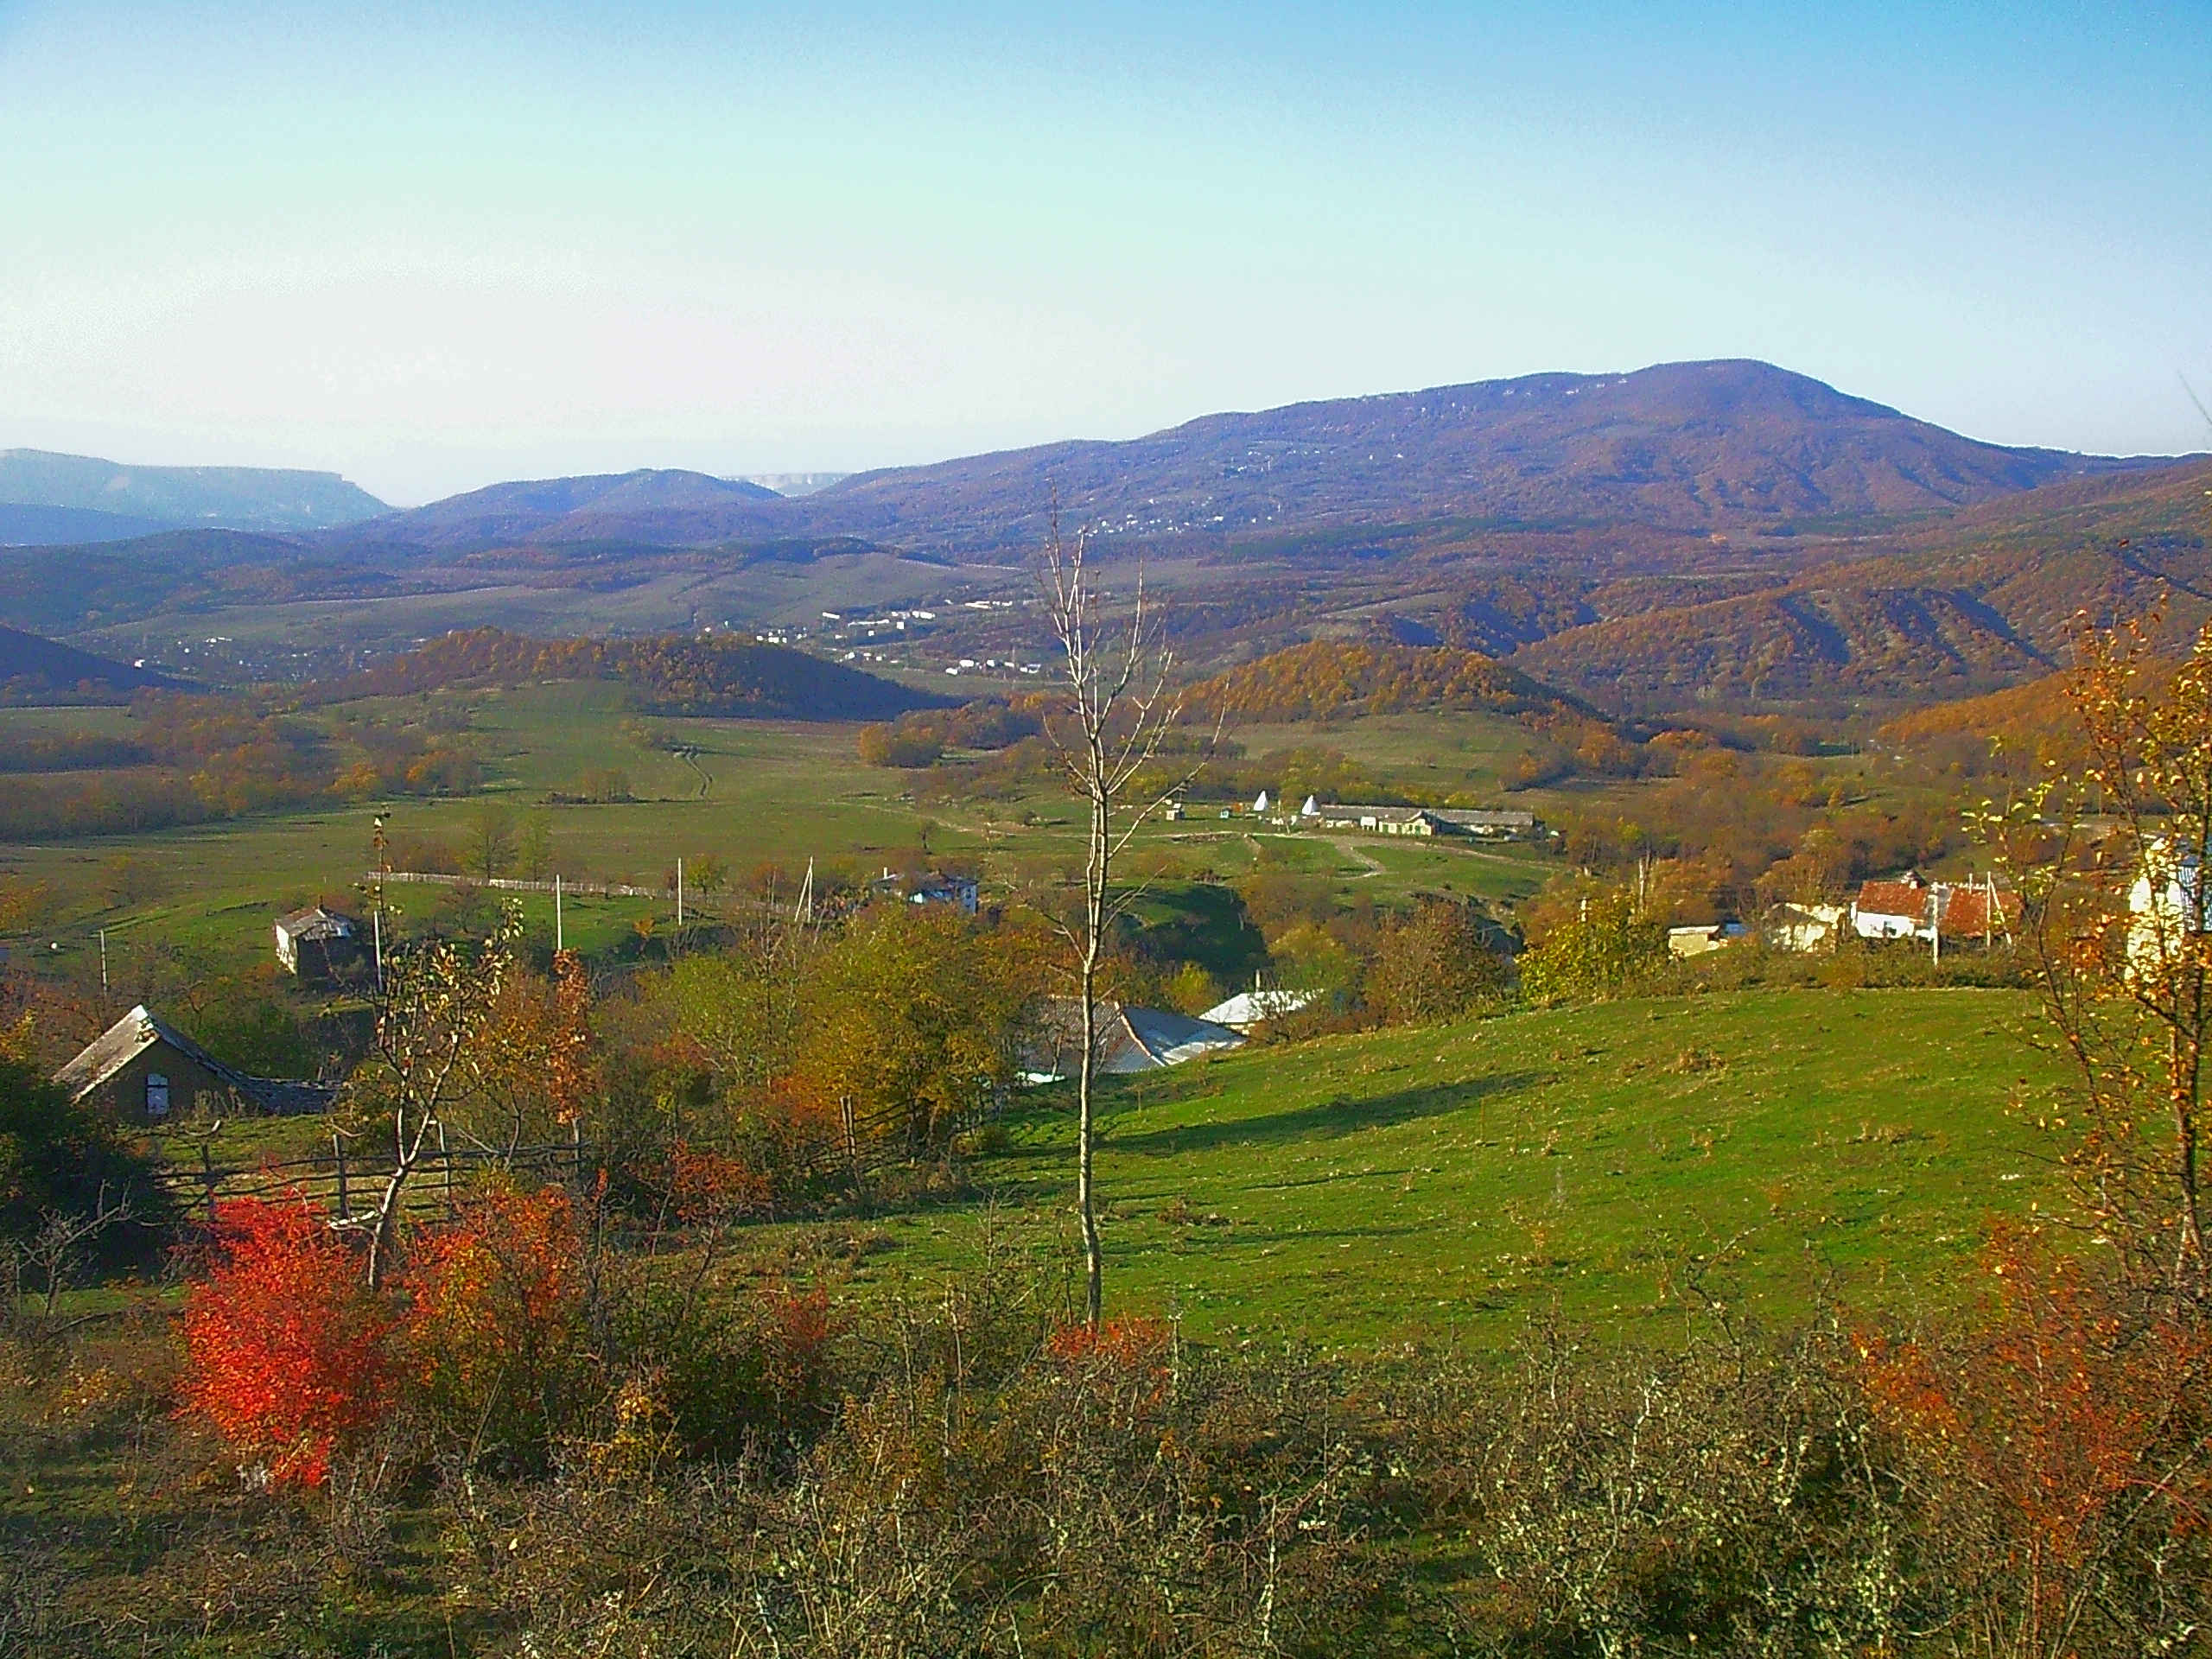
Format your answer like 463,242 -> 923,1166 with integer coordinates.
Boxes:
798,359 -> 2167,550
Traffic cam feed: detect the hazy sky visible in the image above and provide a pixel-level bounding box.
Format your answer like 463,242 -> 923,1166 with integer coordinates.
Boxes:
2,2 -> 2207,505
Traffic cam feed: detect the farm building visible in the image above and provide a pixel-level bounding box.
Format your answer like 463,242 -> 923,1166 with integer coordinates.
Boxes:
1304,802 -> 1542,839
1761,902 -> 1847,952
1667,921 -> 1751,958
53,1005 -> 337,1125
273,906 -> 360,979
1198,988 -> 1323,1031
1309,804 -> 1436,836
1427,808 -> 1542,839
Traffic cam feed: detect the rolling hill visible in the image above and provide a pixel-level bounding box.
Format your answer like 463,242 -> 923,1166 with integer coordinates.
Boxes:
354,467 -> 786,550
1507,455 -> 2212,710
0,448 -> 387,532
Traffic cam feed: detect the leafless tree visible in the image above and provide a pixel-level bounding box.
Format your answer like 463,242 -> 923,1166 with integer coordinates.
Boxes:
1039,516 -> 1192,1326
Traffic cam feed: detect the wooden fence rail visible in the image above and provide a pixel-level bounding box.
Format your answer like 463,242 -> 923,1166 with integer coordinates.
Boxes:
151,1134 -> 592,1224
149,1090 -> 1003,1225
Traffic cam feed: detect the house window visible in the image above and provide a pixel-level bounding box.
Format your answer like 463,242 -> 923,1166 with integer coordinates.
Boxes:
145,1072 -> 170,1117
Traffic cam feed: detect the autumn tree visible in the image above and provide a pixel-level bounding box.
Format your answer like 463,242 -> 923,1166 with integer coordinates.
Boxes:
792,904 -> 1037,1158
1516,887 -> 1667,1007
470,802 -> 518,881
1365,900 -> 1510,1026
1988,607 -> 2212,1302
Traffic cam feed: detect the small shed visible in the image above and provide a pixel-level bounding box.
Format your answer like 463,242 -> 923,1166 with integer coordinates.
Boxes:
274,906 -> 359,979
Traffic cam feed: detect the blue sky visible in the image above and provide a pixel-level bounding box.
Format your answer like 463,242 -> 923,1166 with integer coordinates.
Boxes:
2,2 -> 2206,504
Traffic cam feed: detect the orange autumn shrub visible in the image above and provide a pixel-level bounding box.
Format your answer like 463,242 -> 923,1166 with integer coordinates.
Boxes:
1046,1315 -> 1172,1370
666,1140 -> 772,1225
395,1183 -> 586,1467
1859,1228 -> 2212,1644
176,1198 -> 391,1489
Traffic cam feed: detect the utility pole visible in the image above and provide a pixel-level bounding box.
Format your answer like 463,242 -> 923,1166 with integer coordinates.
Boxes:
555,872 -> 563,953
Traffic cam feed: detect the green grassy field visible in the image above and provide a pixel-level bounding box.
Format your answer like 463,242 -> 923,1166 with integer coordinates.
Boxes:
2,689 -> 1562,971
827,986 -> 2063,1351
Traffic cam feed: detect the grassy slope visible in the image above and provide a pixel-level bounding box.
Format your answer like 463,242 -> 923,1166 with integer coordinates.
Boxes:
842,987 -> 2063,1351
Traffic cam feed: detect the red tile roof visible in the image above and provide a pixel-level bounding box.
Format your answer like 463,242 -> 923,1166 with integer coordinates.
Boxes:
1937,886 -> 2018,938
1853,879 -> 1928,922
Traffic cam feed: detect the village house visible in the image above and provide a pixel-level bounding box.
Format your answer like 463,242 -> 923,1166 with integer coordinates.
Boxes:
867,870 -> 980,915
53,1005 -> 337,1126
1198,988 -> 1323,1031
1850,874 -> 2018,949
2127,840 -> 2205,976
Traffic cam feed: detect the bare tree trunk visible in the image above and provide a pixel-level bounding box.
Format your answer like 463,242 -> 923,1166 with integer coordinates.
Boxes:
1040,516 -> 1190,1330
1077,770 -> 1108,1327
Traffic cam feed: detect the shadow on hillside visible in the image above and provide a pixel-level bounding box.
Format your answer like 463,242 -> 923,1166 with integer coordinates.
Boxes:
1105,1070 -> 1550,1159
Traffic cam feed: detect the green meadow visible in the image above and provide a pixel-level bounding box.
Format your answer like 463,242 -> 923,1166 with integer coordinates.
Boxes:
829,986 -> 2063,1351
1,686 -> 1559,969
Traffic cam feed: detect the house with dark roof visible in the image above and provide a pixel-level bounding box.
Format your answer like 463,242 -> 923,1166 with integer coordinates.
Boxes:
53,1006 -> 337,1125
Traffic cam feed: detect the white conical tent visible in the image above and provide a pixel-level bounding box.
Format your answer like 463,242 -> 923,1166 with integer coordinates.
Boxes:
1300,795 -> 1319,817
1252,790 -> 1270,813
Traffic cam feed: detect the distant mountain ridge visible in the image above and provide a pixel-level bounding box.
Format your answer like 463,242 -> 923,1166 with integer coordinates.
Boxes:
0,448 -> 386,533
796,359 -> 2171,552
320,359 -> 2176,556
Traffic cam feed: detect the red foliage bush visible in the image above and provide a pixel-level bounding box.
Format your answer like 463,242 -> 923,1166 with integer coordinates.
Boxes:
758,1286 -> 837,1409
176,1198 -> 391,1489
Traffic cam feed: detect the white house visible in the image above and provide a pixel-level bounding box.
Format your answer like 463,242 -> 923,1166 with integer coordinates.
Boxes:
2128,841 -> 2205,976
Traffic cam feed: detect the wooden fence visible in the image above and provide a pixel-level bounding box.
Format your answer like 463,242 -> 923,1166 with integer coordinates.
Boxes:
151,1128 -> 592,1225
149,1089 -> 1005,1227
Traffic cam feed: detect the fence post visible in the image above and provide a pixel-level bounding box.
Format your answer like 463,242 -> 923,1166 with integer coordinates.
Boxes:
333,1132 -> 350,1221
200,1143 -> 218,1224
